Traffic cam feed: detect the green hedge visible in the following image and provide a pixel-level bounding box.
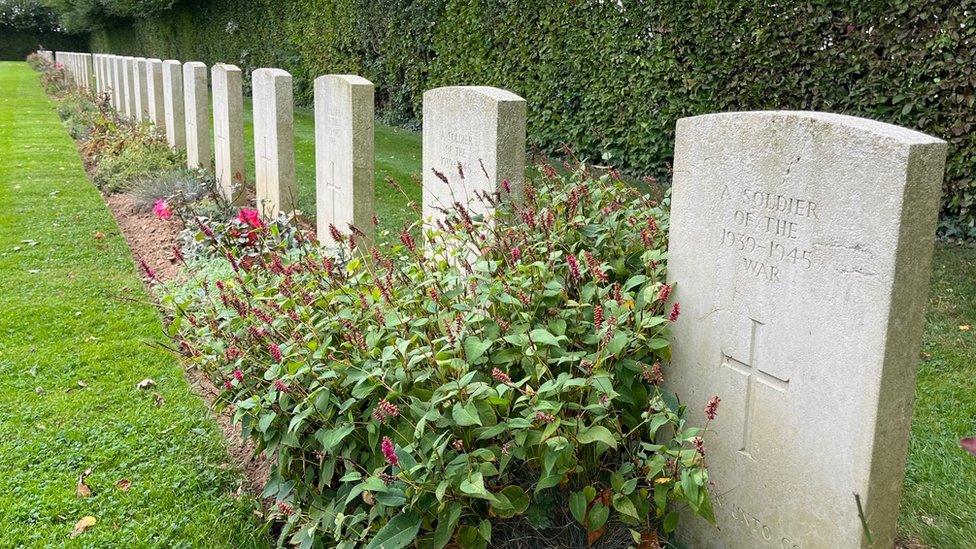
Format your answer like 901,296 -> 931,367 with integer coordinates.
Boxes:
89,0 -> 976,237
0,29 -> 88,61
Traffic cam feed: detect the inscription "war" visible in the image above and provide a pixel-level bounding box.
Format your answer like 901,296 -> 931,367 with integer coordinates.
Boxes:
716,185 -> 820,283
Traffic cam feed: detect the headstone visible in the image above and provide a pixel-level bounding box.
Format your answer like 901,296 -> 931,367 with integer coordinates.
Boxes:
162,60 -> 186,149
112,56 -> 124,111
93,54 -> 101,93
146,59 -> 166,132
211,63 -> 246,205
182,61 -> 211,171
665,111 -> 947,549
122,57 -> 136,118
133,57 -> 148,121
83,53 -> 93,90
252,68 -> 296,218
314,75 -> 375,245
421,86 -> 526,228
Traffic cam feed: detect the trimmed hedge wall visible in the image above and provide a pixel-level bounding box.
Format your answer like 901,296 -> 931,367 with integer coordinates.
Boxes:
89,0 -> 976,237
0,29 -> 88,61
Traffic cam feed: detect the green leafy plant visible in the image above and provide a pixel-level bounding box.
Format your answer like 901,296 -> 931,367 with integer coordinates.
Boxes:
161,166 -> 717,548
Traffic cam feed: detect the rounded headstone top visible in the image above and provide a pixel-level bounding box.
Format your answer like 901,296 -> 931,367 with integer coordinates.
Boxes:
678,110 -> 945,146
424,85 -> 525,104
316,74 -> 373,87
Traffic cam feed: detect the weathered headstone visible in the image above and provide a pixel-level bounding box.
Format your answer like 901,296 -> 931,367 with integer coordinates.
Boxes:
252,68 -> 296,218
146,59 -> 166,132
421,86 -> 526,228
162,60 -> 186,149
314,74 -> 375,245
133,57 -> 148,121
665,111 -> 947,548
211,63 -> 245,205
122,57 -> 136,118
83,53 -> 93,90
112,56 -> 123,111
93,54 -> 102,93
182,61 -> 211,171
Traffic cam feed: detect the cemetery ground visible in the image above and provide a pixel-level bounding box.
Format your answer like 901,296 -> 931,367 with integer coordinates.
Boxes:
0,61 -> 264,545
1,59 -> 974,547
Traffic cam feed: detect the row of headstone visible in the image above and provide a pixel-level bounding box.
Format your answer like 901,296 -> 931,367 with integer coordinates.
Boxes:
37,50 -> 54,64
47,50 -> 948,549
54,51 -> 93,89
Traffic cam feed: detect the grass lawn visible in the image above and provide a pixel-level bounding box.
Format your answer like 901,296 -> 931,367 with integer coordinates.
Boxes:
899,245 -> 976,547
0,62 -> 264,546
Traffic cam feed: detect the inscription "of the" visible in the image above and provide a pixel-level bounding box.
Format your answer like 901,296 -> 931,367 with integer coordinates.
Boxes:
716,186 -> 820,284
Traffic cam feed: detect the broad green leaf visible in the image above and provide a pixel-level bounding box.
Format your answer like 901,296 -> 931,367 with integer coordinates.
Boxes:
463,336 -> 492,362
587,502 -> 609,532
317,424 -> 355,452
529,328 -> 562,346
452,401 -> 482,427
663,511 -> 680,533
577,425 -> 618,449
364,510 -> 421,549
569,490 -> 587,524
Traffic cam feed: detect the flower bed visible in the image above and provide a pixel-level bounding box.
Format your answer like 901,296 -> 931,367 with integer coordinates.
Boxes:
161,167 -> 718,547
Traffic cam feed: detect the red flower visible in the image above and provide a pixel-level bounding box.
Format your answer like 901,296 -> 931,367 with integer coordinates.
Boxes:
153,199 -> 173,220
593,304 -> 604,331
138,258 -> 157,282
693,436 -> 705,456
381,436 -> 399,467
566,254 -> 581,282
492,368 -> 511,384
658,283 -> 672,302
223,379 -> 233,391
233,369 -> 244,382
268,342 -> 282,362
669,302 -> 681,322
705,395 -> 721,420
236,208 -> 263,228
274,379 -> 289,393
510,246 -> 521,262
502,179 -> 512,194
372,399 -> 400,423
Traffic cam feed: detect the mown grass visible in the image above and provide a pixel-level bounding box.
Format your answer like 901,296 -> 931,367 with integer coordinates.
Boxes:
899,245 -> 976,547
0,62 -> 264,546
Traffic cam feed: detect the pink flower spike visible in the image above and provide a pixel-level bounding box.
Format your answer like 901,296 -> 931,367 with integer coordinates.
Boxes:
268,342 -> 283,362
381,436 -> 399,468
704,395 -> 721,420
669,302 -> 681,322
153,199 -> 173,220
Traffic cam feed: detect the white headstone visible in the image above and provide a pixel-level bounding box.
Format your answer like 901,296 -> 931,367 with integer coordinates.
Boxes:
133,57 -> 148,121
162,60 -> 186,149
421,86 -> 526,228
122,57 -> 136,118
252,68 -> 296,218
112,56 -> 123,111
182,61 -> 211,171
146,59 -> 166,132
93,54 -> 102,93
314,74 -> 375,245
211,63 -> 246,205
666,111 -> 947,549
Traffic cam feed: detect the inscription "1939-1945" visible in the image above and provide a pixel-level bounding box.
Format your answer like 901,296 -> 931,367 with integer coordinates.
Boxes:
717,186 -> 820,283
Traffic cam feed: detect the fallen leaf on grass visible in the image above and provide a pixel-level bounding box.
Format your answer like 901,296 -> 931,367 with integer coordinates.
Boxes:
153,392 -> 165,407
960,325 -> 972,332
69,516 -> 96,538
94,232 -> 105,240
136,378 -> 156,390
962,437 -> 976,457
76,467 -> 93,498
114,479 -> 131,491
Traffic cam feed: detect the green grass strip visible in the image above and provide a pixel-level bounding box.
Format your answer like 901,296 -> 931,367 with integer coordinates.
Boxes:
0,61 -> 263,546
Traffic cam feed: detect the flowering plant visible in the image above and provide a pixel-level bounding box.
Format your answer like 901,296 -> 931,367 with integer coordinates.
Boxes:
162,166 -> 716,547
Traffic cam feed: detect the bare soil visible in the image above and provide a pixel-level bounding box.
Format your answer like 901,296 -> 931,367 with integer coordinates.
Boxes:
103,189 -> 273,499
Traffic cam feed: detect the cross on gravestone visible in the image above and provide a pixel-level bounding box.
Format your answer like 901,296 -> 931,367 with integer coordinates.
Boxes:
720,318 -> 789,459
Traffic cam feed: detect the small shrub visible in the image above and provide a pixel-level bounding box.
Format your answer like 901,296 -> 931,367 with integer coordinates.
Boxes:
130,168 -> 212,211
92,140 -> 183,193
161,167 -> 716,547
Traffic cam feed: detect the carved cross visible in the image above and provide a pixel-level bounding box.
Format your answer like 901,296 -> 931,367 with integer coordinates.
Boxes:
721,318 -> 789,459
